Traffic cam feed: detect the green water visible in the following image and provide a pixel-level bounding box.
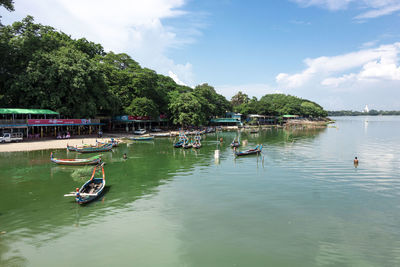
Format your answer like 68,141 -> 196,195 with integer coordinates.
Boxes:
1,116 -> 400,266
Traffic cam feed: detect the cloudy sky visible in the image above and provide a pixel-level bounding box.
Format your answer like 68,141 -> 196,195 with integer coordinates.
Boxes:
2,0 -> 400,110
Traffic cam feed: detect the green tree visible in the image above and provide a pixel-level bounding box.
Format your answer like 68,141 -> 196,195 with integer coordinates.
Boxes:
125,97 -> 158,117
231,91 -> 249,107
168,92 -> 204,126
0,0 -> 14,11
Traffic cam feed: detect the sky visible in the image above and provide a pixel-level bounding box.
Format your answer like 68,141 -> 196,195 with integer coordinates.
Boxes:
2,0 -> 400,110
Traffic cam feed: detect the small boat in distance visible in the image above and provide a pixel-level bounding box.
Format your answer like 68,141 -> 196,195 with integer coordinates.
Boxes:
64,163 -> 106,204
193,135 -> 202,149
235,144 -> 263,156
174,132 -> 188,148
50,152 -> 102,166
97,138 -> 119,147
130,136 -> 155,141
76,143 -> 113,153
67,142 -> 102,152
183,138 -> 194,149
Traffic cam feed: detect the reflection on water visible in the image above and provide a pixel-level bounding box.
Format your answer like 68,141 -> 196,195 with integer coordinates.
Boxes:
1,117 -> 400,266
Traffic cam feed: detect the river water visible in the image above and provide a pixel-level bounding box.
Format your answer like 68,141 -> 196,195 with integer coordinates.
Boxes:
1,116 -> 400,266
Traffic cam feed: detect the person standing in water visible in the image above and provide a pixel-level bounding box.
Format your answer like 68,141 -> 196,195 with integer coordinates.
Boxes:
123,153 -> 127,160
354,156 -> 359,167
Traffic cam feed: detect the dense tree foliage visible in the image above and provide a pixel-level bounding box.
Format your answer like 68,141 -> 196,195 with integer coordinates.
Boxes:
0,0 -> 14,11
0,16 -> 192,118
0,16 -> 328,125
231,93 -> 328,118
168,92 -> 203,126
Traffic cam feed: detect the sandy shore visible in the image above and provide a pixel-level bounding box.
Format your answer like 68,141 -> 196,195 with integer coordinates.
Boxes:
0,137 -> 121,153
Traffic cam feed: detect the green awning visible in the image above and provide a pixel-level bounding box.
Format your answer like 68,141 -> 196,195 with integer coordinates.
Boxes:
282,115 -> 299,118
0,108 -> 59,115
210,118 -> 241,123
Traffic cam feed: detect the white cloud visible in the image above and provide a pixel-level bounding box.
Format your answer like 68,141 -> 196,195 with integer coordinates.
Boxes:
292,0 -> 400,19
277,42 -> 400,88
168,71 -> 187,86
361,40 -> 379,48
355,3 -> 400,19
275,42 -> 400,110
4,0 -> 198,86
292,0 -> 352,11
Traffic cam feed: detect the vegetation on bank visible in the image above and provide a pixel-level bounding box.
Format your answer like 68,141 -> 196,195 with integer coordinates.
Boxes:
0,15 -> 328,125
230,91 -> 328,117
328,110 -> 400,116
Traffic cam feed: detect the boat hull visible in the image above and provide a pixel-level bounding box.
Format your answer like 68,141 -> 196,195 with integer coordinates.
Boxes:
130,136 -> 155,141
51,159 -> 101,166
76,144 -> 113,153
76,178 -> 105,204
235,145 -> 263,156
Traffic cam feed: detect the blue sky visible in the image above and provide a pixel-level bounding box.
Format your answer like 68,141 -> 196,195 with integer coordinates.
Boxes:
2,0 -> 400,110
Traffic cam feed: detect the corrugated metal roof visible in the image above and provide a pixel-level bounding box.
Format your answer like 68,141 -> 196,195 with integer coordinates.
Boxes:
0,108 -> 59,115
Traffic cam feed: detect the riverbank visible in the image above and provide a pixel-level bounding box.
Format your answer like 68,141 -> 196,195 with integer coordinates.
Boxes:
0,136 -> 117,153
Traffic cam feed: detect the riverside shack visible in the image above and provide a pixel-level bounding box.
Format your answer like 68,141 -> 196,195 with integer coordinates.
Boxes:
0,108 -> 103,138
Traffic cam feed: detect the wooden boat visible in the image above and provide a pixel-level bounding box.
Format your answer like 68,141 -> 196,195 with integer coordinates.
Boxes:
174,133 -> 187,148
76,143 -> 113,153
235,144 -> 263,156
65,163 -> 106,204
183,139 -> 193,149
67,144 -> 78,152
50,152 -> 102,166
97,138 -> 119,147
193,135 -> 202,149
231,139 -> 240,148
130,136 -> 154,141
174,140 -> 184,148
193,140 -> 201,149
67,143 -> 102,151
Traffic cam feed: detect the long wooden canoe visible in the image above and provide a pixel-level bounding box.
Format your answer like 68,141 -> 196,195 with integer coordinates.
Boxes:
129,136 -> 155,141
76,143 -> 113,153
50,152 -> 102,166
235,144 -> 263,156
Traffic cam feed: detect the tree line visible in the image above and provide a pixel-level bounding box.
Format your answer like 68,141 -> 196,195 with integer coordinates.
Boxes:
230,91 -> 327,118
328,110 -> 400,116
0,15 -> 328,126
